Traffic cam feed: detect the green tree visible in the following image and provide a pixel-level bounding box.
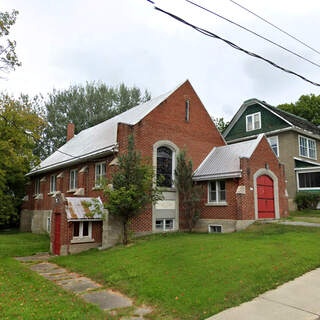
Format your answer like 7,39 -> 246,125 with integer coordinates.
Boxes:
0,94 -> 44,226
213,117 -> 229,132
174,149 -> 202,232
278,94 -> 320,126
103,135 -> 162,245
0,9 -> 21,74
40,82 -> 151,159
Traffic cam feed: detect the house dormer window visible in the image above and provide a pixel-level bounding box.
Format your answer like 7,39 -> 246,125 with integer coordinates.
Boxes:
246,112 -> 261,131
185,100 -> 190,121
299,135 -> 316,160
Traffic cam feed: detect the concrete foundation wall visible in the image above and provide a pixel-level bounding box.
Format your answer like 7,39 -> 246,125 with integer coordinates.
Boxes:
194,219 -> 254,233
20,209 -> 52,234
20,209 -> 33,232
31,210 -> 52,234
68,242 -> 101,255
101,211 -> 123,249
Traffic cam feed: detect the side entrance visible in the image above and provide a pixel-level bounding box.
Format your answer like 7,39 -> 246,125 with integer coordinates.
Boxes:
257,175 -> 275,219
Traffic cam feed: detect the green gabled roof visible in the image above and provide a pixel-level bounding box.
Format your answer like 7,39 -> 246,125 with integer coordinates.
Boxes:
295,159 -> 320,168
224,98 -> 320,141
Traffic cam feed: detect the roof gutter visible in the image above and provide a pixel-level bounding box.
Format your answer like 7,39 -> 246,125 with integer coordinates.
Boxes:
193,170 -> 242,181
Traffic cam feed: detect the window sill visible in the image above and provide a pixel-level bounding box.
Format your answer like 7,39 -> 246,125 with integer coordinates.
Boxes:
205,202 -> 228,207
71,237 -> 95,244
92,186 -> 103,191
33,193 -> 43,200
299,155 -> 317,161
67,189 -> 76,193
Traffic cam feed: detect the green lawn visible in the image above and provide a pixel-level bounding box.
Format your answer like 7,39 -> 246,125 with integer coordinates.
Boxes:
287,209 -> 320,223
0,232 -> 107,320
52,223 -> 320,320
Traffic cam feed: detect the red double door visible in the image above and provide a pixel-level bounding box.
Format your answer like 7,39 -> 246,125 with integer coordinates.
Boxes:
53,214 -> 61,255
257,175 -> 275,219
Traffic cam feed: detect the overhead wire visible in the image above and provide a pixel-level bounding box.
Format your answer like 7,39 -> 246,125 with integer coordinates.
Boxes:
151,5 -> 320,87
228,0 -> 320,56
185,0 -> 320,69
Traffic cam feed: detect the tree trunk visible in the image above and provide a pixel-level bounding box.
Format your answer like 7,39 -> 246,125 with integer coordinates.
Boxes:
123,220 -> 128,245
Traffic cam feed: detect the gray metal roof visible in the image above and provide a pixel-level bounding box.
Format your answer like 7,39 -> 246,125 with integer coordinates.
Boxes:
29,81 -> 184,175
193,134 -> 264,180
65,197 -> 104,220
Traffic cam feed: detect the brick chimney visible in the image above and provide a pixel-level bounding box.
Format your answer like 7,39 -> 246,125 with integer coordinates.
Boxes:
67,123 -> 75,141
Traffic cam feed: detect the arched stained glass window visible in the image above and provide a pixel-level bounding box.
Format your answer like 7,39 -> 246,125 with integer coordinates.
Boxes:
157,146 -> 173,187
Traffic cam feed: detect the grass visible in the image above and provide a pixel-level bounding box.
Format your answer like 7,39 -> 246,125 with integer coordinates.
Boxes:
0,231 -> 108,320
52,223 -> 320,320
286,209 -> 320,223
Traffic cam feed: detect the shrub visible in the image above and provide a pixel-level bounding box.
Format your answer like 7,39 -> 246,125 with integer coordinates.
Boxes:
295,192 -> 320,210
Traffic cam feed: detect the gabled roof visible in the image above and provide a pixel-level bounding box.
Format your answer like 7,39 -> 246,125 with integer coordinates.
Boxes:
193,134 -> 264,181
29,81 -> 186,175
223,98 -> 320,138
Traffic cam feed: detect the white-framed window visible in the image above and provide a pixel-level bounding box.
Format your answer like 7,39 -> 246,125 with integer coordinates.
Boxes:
299,136 -> 317,160
34,178 -> 40,195
50,175 -> 57,193
155,219 -> 174,231
185,100 -> 190,121
47,217 -> 51,233
73,221 -> 92,239
297,171 -> 320,190
246,112 -> 261,131
69,169 -> 78,190
208,180 -> 226,203
208,225 -> 222,233
95,162 -> 106,187
267,136 -> 279,157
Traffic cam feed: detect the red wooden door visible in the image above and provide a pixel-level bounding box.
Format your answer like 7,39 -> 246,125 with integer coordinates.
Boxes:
257,175 -> 275,219
53,214 -> 61,255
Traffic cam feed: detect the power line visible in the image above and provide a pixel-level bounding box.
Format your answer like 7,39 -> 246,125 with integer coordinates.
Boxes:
228,0 -> 320,56
185,0 -> 320,70
152,5 -> 320,87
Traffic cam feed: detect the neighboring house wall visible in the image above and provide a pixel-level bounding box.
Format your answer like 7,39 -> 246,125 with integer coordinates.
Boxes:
226,103 -> 290,141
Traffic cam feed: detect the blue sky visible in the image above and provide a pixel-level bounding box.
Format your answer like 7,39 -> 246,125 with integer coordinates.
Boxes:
1,0 -> 320,120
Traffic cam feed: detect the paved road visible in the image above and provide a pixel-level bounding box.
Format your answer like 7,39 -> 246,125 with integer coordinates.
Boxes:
206,267 -> 320,320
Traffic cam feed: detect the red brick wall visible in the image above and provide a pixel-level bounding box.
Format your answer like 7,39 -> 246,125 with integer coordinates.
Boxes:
196,137 -> 288,221
196,180 -> 239,221
120,81 -> 226,232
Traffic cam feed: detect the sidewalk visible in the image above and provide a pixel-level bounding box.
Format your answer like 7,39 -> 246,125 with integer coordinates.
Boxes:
206,267 -> 320,320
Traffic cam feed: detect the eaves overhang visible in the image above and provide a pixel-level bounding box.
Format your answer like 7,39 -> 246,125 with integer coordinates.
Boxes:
193,171 -> 242,181
27,145 -> 117,177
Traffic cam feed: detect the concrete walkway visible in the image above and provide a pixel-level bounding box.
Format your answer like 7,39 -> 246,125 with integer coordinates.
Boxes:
15,254 -> 152,320
206,267 -> 320,320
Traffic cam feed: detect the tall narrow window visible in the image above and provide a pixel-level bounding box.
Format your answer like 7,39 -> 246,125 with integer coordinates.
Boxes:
69,169 -> 78,190
208,180 -> 226,203
50,175 -> 57,193
34,178 -> 40,195
185,100 -> 190,121
157,146 -> 173,187
95,162 -> 106,187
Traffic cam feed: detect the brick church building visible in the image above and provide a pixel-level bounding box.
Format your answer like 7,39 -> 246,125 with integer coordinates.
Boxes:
21,80 -> 288,255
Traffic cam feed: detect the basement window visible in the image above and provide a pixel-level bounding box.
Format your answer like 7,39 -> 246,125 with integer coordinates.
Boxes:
208,225 -> 222,233
156,219 -> 174,231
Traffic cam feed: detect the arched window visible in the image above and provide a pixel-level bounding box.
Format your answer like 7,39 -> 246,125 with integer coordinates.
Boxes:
157,146 -> 173,187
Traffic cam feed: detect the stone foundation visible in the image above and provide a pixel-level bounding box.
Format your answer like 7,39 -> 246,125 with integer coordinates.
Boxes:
101,211 -> 123,249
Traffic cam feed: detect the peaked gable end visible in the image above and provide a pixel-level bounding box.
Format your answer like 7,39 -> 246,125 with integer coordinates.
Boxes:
225,101 -> 290,142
